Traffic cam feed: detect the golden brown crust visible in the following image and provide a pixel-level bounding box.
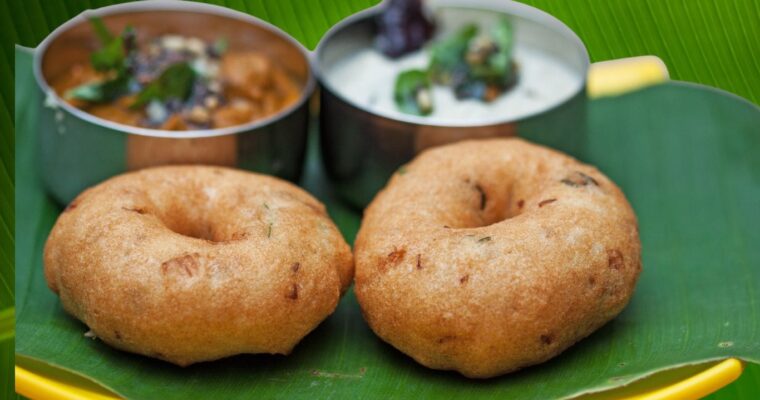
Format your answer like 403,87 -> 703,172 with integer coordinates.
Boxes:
44,166 -> 353,366
354,138 -> 641,378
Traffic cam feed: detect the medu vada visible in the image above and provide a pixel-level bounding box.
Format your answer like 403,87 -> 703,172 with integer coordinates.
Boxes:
44,166 -> 353,366
354,138 -> 641,378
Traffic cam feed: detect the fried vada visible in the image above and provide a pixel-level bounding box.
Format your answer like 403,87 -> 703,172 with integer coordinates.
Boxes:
44,165 -> 353,366
354,138 -> 641,378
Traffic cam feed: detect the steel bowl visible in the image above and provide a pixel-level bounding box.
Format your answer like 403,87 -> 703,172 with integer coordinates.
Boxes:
316,0 -> 590,208
34,1 -> 315,205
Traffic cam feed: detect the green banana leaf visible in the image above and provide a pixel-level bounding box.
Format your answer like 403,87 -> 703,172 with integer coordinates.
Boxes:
6,0 -> 760,398
523,0 -> 760,107
14,42 -> 760,399
5,0 -> 759,105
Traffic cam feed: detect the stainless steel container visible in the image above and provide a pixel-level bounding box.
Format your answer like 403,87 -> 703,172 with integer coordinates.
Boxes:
316,0 -> 589,208
34,1 -> 315,205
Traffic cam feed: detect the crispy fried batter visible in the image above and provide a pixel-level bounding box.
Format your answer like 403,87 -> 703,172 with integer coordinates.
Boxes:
44,166 -> 353,366
354,138 -> 641,378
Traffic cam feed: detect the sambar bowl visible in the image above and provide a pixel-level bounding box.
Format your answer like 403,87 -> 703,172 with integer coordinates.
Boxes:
34,1 -> 315,205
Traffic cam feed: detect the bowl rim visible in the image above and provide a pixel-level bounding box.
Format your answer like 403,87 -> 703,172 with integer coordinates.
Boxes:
314,0 -> 591,128
33,0 -> 316,139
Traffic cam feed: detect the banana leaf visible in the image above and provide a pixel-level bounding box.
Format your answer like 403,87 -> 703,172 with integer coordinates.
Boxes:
14,42 -> 760,398
523,0 -> 760,106
6,0 -> 759,107
6,0 -> 760,397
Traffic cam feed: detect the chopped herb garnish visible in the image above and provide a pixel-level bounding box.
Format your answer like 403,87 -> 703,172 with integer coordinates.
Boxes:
477,236 -> 492,243
65,74 -> 130,103
267,223 -> 273,238
397,165 -> 408,175
90,16 -> 115,44
66,17 -> 205,116
392,17 -> 517,114
561,171 -> 599,187
211,38 -> 229,56
131,62 -> 195,109
90,30 -> 126,72
468,18 -> 514,85
428,24 -> 478,85
394,69 -> 433,116
66,17 -> 135,103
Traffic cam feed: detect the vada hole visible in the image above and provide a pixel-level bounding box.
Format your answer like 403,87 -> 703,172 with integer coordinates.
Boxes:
163,217 -> 217,241
447,190 -> 529,229
160,210 -> 241,243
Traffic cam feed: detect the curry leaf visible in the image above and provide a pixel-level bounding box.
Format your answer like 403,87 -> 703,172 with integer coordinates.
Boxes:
428,24 -> 477,84
427,19 -> 516,101
89,36 -> 124,72
67,18 -> 134,103
131,62 -> 196,109
394,69 -> 433,115
489,18 -> 513,67
87,17 -> 132,73
65,74 -> 130,103
89,16 -> 114,44
471,17 -> 513,82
